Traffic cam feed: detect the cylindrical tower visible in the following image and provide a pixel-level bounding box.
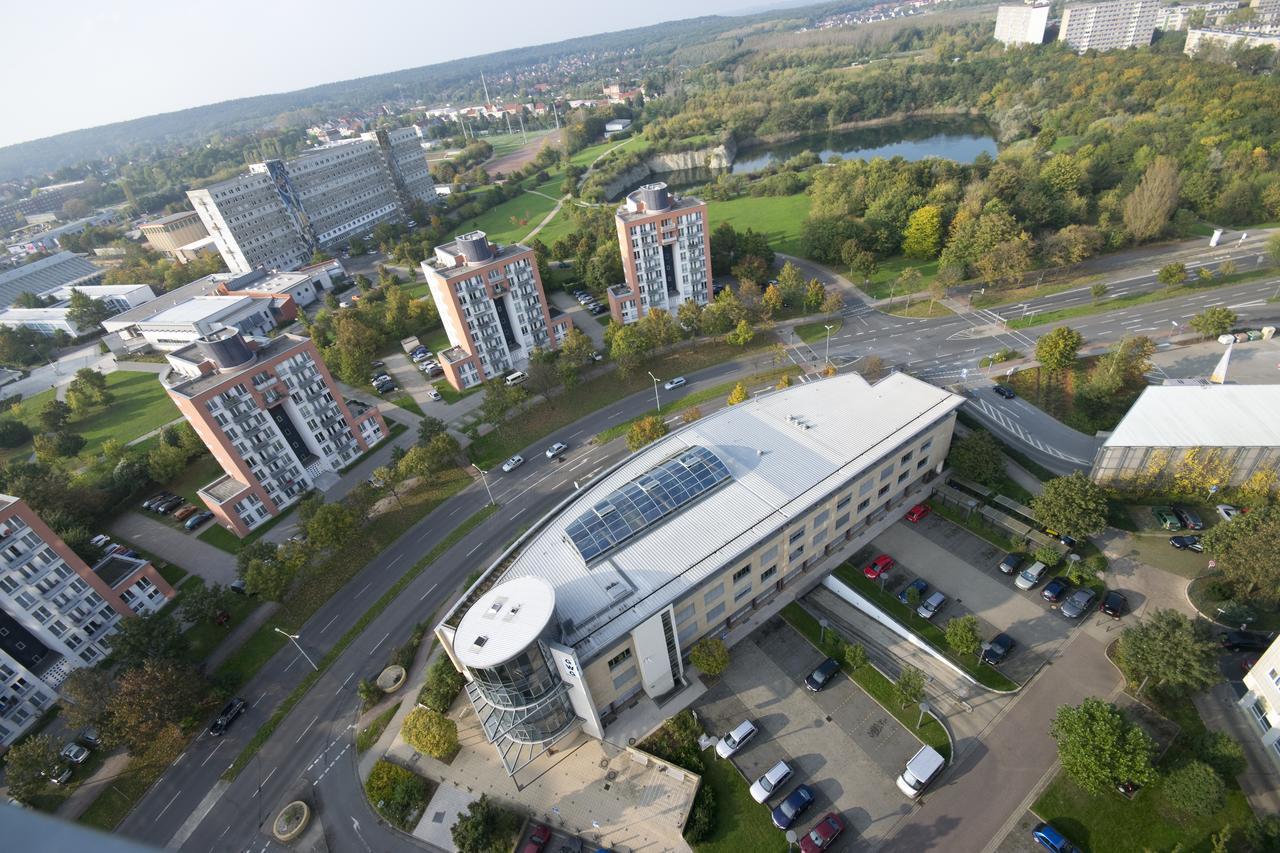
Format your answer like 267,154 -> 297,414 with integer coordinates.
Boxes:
455,231 -> 494,263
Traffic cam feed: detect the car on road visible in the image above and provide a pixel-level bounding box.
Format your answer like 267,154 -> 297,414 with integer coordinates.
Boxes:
981,632 -> 1015,664
898,578 -> 928,606
998,552 -> 1023,575
992,384 -> 1016,400
208,697 -> 247,737
1173,506 -> 1204,530
426,388 -> 442,401
521,824 -> 551,853
897,745 -> 946,798
904,503 -> 931,523
1060,589 -> 1097,619
1041,577 -> 1070,603
749,760 -> 793,803
663,376 -> 687,390
501,455 -> 525,473
800,813 -> 845,853
60,742 -> 89,765
771,784 -> 815,830
545,442 -> 568,460
916,590 -> 947,620
804,658 -> 841,692
185,511 -> 214,531
1015,561 -> 1049,590
1151,506 -> 1182,530
1169,535 -> 1203,552
1032,822 -> 1082,853
715,719 -> 758,758
864,554 -> 894,580
1220,630 -> 1274,652
1216,504 -> 1241,523
1101,590 -> 1128,619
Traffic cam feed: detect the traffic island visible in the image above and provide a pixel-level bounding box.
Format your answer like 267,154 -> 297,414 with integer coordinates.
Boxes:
377,665 -> 407,693
272,800 -> 310,842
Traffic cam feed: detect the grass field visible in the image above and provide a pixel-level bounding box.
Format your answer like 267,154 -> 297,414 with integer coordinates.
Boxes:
694,757 -> 787,853
795,319 -> 842,343
452,190 -> 560,245
882,297 -> 953,318
860,257 -> 940,300
707,193 -> 810,257
569,136 -> 642,168
480,129 -> 556,160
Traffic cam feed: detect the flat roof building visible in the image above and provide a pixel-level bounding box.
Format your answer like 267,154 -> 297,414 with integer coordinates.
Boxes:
1185,26 -> 1280,54
140,210 -> 210,258
437,372 -> 963,775
608,182 -> 711,327
995,2 -> 1050,45
0,251 -> 104,308
0,284 -> 157,338
1060,0 -> 1158,51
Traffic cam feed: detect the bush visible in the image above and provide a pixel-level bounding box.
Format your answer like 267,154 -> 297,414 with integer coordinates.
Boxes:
1191,731 -> 1247,780
683,779 -> 717,842
0,418 -> 30,448
419,656 -> 466,713
452,793 -> 518,853
1161,760 -> 1225,820
402,707 -> 459,760
689,636 -> 730,677
637,709 -> 705,773
364,760 -> 430,831
1034,545 -> 1063,567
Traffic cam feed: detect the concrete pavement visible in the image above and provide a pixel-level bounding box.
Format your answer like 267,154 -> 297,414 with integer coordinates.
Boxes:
108,512 -> 238,585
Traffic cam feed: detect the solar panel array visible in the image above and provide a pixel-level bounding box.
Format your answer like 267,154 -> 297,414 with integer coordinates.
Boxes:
565,446 -> 732,563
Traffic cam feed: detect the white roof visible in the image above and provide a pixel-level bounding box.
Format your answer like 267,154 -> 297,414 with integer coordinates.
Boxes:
144,295 -> 253,325
484,372 -> 962,661
455,577 -> 556,669
1103,385 -> 1280,448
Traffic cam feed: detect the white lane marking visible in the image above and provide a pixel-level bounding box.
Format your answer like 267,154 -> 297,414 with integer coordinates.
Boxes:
370,631 -> 391,652
295,715 -> 319,743
252,767 -> 278,796
156,791 -> 182,820
510,506 -> 526,520
447,505 -> 462,517
283,654 -> 299,673
354,582 -> 371,597
466,541 -> 484,557
420,583 -> 437,601
336,671 -> 355,695
319,612 -> 341,633
251,693 -> 267,708
199,741 -> 226,767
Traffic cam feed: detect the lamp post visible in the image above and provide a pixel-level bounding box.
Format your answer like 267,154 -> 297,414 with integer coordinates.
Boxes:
819,618 -> 829,647
823,324 -> 834,369
273,627 -> 319,671
647,371 -> 662,413
473,464 -> 495,506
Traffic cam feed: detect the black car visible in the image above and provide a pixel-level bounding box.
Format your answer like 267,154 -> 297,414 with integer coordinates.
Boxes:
185,511 -> 214,531
1173,506 -> 1204,530
155,496 -> 184,514
992,384 -> 1016,400
142,492 -> 176,510
1041,577 -> 1070,603
981,633 -> 1015,664
805,658 -> 842,692
999,553 -> 1023,575
1101,590 -> 1128,619
208,697 -> 247,736
1169,535 -> 1203,553
1220,630 -> 1274,652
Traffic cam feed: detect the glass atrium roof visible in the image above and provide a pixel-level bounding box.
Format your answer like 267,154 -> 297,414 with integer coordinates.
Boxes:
565,446 -> 732,563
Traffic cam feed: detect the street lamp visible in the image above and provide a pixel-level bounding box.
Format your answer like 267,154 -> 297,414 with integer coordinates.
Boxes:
273,627 -> 319,671
823,324 -> 835,369
473,464 -> 495,506
819,618 -> 829,647
647,371 -> 662,413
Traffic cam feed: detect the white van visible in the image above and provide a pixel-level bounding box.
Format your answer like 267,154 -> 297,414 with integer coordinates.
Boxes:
896,745 -> 945,798
504,371 -> 528,387
1015,561 -> 1048,591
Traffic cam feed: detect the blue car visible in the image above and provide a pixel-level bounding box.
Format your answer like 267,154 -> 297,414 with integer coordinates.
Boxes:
771,784 -> 815,830
898,578 -> 928,606
1032,822 -> 1081,853
1041,577 -> 1070,603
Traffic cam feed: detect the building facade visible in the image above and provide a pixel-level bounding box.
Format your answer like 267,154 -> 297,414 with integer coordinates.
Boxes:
436,372 -> 963,775
994,2 -> 1050,45
1155,0 -> 1238,29
163,331 -> 386,536
1059,0 -> 1158,51
187,132 -> 438,276
1241,637 -> 1280,767
0,181 -> 93,233
422,231 -> 572,390
140,211 -> 210,258
0,251 -> 104,308
1185,26 -> 1280,54
0,495 -> 175,747
0,284 -> 156,338
608,183 -> 711,326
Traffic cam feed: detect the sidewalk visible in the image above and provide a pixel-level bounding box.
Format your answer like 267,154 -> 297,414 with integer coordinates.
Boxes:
109,512 -> 237,585
54,750 -> 131,820
1194,682 -> 1280,817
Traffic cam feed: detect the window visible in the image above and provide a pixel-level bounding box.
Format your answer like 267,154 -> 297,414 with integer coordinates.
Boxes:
878,484 -> 890,497
789,529 -> 805,544
1271,668 -> 1280,690
734,586 -> 753,603
706,601 -> 726,622
761,544 -> 779,563
761,566 -> 777,582
857,498 -> 870,512
612,666 -> 638,690
918,456 -> 930,469
898,470 -> 910,483
675,602 -> 695,626
704,583 -> 724,605
901,451 -> 913,465
732,565 -> 751,584
859,479 -> 874,496
607,648 -> 633,670
835,512 -> 851,529
836,494 -> 851,510
789,545 -> 804,562
880,466 -> 894,481
813,509 -> 830,527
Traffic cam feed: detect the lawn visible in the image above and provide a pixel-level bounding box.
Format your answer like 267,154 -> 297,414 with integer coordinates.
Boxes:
859,257 -> 940,301
532,204 -> 578,248
198,502 -> 297,554
1188,572 -> 1280,631
694,757 -> 787,853
181,582 -> 264,662
707,193 -> 810,258
795,319 -> 842,344
882,297 -> 953,319
164,453 -> 225,507
356,704 -> 400,753
451,189 -> 560,245
569,135 -> 641,168
390,395 -> 425,417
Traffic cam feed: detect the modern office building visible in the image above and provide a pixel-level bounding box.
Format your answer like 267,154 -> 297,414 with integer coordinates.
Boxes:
994,1 -> 1051,45
607,183 -> 711,326
1185,26 -> 1280,54
1241,637 -> 1280,767
1059,0 -> 1158,51
0,251 -> 104,308
139,211 -> 210,258
436,372 -> 963,775
422,231 -> 572,390
0,284 -> 155,337
163,331 -> 387,536
188,129 -> 438,275
0,494 -> 175,747
1090,385 -> 1280,489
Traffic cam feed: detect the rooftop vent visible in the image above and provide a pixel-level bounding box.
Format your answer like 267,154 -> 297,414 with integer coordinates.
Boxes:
473,636 -> 488,648
456,231 -> 493,263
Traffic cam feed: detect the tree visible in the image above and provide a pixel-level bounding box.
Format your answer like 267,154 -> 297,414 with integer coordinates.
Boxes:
1035,326 -> 1083,372
477,378 -> 528,432
452,794 -> 518,853
1091,283 -> 1108,303
1122,156 -> 1181,243
1162,761 -> 1226,819
1049,698 -> 1156,795
1190,307 -> 1237,339
146,441 -> 188,483
38,399 -> 72,431
944,615 -> 982,657
726,382 -> 748,406
1192,730 -> 1247,780
402,706 -> 458,758
681,406 -> 702,423
627,415 -> 668,451
893,665 -> 926,708
417,416 -> 447,446
975,237 -> 1034,289
844,246 -> 879,282
639,308 -> 680,349
776,261 -> 806,306
109,611 -> 189,670
1034,544 -> 1063,567
902,204 -> 944,259
66,289 -> 112,330
607,323 -> 654,375
557,327 -> 595,385
372,465 -> 404,507
0,417 -> 30,448
306,503 -> 359,550
420,657 -> 466,713
179,582 -> 235,625
762,283 -> 784,316
821,291 -> 844,314
948,430 -> 1004,487
60,667 -> 114,731
844,642 -> 869,672
689,637 -> 729,677
726,318 -> 755,347
33,430 -> 86,461
4,734 -> 60,802
1115,608 -> 1219,698
106,660 -> 207,752
1157,262 -> 1187,291
1031,472 -> 1108,539
1200,504 -> 1280,606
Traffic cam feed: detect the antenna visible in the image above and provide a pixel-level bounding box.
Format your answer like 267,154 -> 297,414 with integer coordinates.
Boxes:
481,71 -> 491,106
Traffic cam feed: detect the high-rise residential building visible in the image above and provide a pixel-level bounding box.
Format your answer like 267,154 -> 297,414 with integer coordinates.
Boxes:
1253,0 -> 1280,23
1154,0 -> 1238,30
1241,636 -> 1280,767
1185,26 -> 1280,54
188,128 -> 438,276
163,330 -> 387,537
1059,0 -> 1158,51
608,182 -> 711,326
994,2 -> 1051,45
422,231 -> 572,391
0,495 -> 176,746
139,211 -> 210,258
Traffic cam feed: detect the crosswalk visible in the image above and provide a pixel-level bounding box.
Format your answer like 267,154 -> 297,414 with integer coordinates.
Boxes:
964,395 -> 1093,466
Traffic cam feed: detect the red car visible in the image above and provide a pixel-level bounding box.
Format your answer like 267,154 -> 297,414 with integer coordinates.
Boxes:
800,812 -> 846,853
521,824 -> 551,853
904,503 -> 931,523
864,554 -> 894,580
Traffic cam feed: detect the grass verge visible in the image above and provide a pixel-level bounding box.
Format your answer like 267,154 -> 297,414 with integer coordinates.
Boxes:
198,502 -> 297,554
694,757 -> 787,853
390,395 -> 425,417
795,319 -> 842,343
356,704 -> 400,753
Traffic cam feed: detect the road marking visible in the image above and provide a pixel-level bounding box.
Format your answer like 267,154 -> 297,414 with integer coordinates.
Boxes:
569,456 -> 590,470
386,554 -> 402,570
510,506 -> 526,520
607,409 -> 624,419
319,613 -> 341,634
252,766 -> 278,796
420,582 -> 437,601
156,791 -> 182,819
355,582 -> 371,597
466,541 -> 484,557
283,654 -> 300,673
296,715 -> 319,743
251,693 -> 267,708
370,631 -> 391,652
336,671 -> 355,695
569,429 -> 584,438
447,505 -> 462,517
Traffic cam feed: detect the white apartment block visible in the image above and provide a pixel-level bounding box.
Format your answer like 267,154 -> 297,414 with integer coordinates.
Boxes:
1155,1 -> 1239,30
1060,0 -> 1158,51
1185,26 -> 1280,53
188,131 -> 438,276
609,183 -> 711,326
1241,637 -> 1280,766
995,2 -> 1051,45
1254,0 -> 1280,23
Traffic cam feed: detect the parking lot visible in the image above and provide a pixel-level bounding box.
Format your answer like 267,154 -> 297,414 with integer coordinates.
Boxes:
696,616 -> 920,850
516,822 -> 593,853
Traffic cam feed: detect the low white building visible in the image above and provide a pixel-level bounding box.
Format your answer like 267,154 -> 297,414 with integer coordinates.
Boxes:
113,295 -> 277,351
1241,637 -> 1280,766
0,284 -> 155,337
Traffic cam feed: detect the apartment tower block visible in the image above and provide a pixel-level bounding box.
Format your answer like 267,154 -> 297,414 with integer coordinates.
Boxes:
1059,0 -> 1158,51
607,182 -> 711,326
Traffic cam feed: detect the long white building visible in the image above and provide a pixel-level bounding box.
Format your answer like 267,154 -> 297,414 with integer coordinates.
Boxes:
1060,0 -> 1158,51
995,2 -> 1051,45
188,128 -> 438,275
1185,26 -> 1280,54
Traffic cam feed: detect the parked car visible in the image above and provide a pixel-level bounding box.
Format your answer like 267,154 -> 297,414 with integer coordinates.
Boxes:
749,760 -> 793,803
142,492 -> 175,511
864,554 -> 894,580
1101,590 -> 1128,619
45,764 -> 72,785
208,697 -> 247,737
896,745 -> 946,798
1015,561 -> 1049,590
1169,535 -> 1203,552
590,304 -> 607,315
1151,506 -> 1182,530
77,727 -> 101,748
591,351 -> 604,362
156,496 -> 184,514
60,742 -> 89,765
992,384 -> 1016,400
545,442 -> 568,460
1060,589 -> 1097,619
504,371 -> 528,386
904,503 -> 931,523
1220,630 -> 1274,652
916,590 -> 947,620
663,376 -> 687,390
715,719 -> 758,758
799,813 -> 846,853
1032,822 -> 1082,853
898,578 -> 928,606
173,504 -> 199,521
426,388 -> 442,401
89,534 -> 112,548
502,454 -> 525,473
771,784 -> 815,830
804,658 -> 841,692
185,511 -> 214,531
1173,506 -> 1204,530
1216,504 -> 1241,523
230,578 -> 250,595
1041,577 -> 1071,603
981,633 -> 1015,664
998,552 -> 1023,575
521,824 -> 552,853
370,360 -> 384,369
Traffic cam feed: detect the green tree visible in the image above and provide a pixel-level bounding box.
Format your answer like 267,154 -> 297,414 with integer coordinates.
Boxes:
557,327 -> 595,386
627,415 -> 669,451
66,288 -> 112,329
0,418 -> 31,448
843,245 -> 879,281
306,503 -> 359,550
894,267 -> 923,298
33,430 -> 86,461
902,204 -> 944,259
1192,730 -> 1247,780
1162,760 -> 1226,819
452,794 -> 517,853
477,379 -> 529,432
147,441 -> 188,483
1049,698 -> 1156,795
689,637 -> 730,677
1035,326 -> 1083,372
106,659 -> 207,752
1122,156 -> 1181,243
1190,307 -> 1238,339
420,657 -> 466,713
726,318 -> 755,347
402,708 -> 459,759
607,322 -> 654,375
1200,504 -> 1280,606
1116,608 -> 1221,697
38,399 -> 72,431
416,416 -> 447,446
948,430 -> 1004,487
1031,472 -> 1109,539
844,641 -> 869,672
762,283 -> 784,316
109,611 -> 189,670
893,665 -> 926,708
4,733 -> 60,802
1090,283 -> 1108,303
776,260 -> 806,305
178,582 -> 234,625
1157,262 -> 1187,291
726,381 -> 748,406
944,615 -> 982,657
59,667 -> 114,731
1034,544 -> 1063,567
639,308 -> 680,349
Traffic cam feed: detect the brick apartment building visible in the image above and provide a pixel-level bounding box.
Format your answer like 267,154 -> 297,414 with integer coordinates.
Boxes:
607,182 -> 711,326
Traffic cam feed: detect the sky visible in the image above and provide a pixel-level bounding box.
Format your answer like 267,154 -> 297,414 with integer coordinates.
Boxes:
0,0 -> 757,149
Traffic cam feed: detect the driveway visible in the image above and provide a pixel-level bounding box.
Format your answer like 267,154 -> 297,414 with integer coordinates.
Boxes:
698,616 -> 919,849
548,290 -> 607,348
109,511 -> 237,585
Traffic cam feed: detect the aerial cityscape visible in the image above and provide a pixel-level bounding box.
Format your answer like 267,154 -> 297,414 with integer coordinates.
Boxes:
3,1 -> 1280,851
